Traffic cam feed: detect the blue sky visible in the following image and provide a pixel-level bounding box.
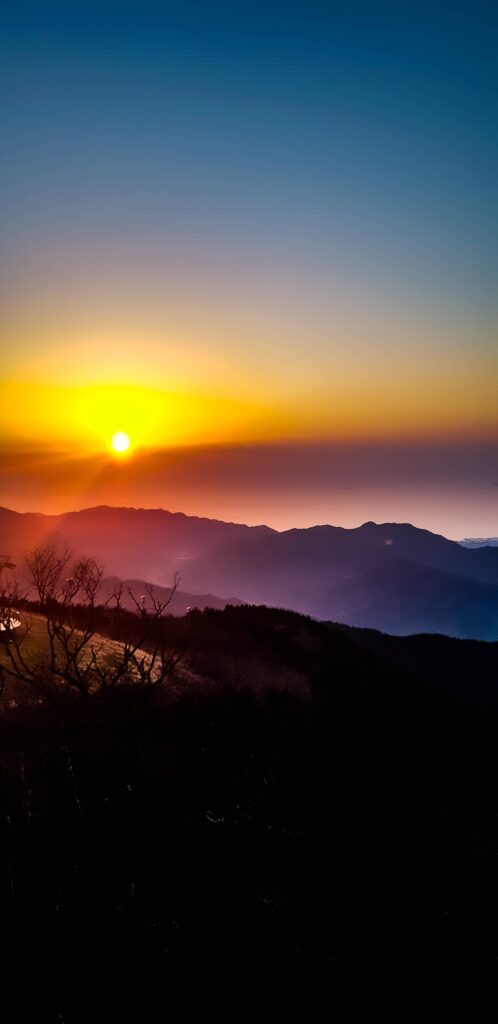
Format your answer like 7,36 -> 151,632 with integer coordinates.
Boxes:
1,0 -> 496,313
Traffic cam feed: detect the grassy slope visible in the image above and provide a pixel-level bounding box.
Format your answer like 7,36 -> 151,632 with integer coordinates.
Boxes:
0,613 -> 138,706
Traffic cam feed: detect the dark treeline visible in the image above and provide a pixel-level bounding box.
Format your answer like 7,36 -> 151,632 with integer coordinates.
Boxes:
1,603 -> 498,1015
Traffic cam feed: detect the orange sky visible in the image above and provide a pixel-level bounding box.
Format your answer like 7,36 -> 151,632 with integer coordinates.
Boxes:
1,3 -> 496,535
1,308 -> 497,455
1,439 -> 497,541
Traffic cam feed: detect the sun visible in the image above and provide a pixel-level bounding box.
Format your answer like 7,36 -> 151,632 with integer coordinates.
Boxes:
111,431 -> 131,454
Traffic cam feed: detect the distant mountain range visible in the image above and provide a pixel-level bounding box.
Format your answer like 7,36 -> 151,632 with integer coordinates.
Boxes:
2,505 -> 498,640
0,505 -> 272,579
460,538 -> 498,548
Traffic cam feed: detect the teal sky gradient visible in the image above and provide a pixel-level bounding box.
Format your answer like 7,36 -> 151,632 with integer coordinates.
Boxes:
0,2 -> 497,530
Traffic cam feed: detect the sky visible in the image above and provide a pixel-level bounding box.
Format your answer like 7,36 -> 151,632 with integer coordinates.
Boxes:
0,1 -> 497,535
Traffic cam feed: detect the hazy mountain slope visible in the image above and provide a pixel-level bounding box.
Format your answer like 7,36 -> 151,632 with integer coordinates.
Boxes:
0,507 -> 58,562
100,576 -> 242,615
3,506 -> 498,638
0,505 -> 274,583
187,520 -> 498,591
183,522 -> 498,638
316,560 -> 498,640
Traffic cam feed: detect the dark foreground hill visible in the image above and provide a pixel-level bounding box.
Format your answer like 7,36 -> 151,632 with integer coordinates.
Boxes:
2,603 -> 498,1011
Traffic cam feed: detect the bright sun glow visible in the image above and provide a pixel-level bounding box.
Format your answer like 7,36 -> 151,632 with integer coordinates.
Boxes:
111,431 -> 131,453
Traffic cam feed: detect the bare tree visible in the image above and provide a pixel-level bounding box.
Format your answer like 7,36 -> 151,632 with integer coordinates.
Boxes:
0,555 -> 19,697
1,545 -> 184,703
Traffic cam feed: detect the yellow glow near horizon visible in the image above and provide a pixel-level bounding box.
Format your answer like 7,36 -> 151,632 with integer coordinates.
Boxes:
0,380 -> 296,451
1,339 -> 498,453
1,243 -> 497,452
111,431 -> 131,454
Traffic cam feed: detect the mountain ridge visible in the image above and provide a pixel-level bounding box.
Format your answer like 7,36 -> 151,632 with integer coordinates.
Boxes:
2,505 -> 498,639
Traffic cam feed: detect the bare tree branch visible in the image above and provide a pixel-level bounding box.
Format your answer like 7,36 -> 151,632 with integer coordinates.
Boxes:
2,546 -> 185,703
